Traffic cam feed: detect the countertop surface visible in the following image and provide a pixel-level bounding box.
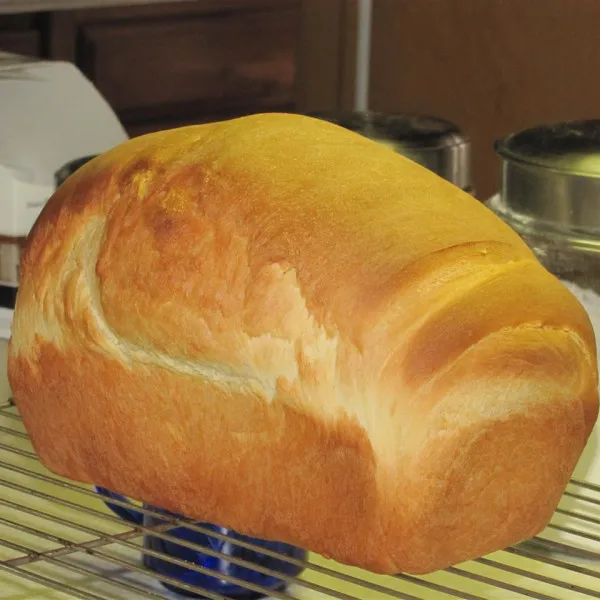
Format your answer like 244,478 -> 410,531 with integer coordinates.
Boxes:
0,0 -> 196,14
0,310 -> 11,403
0,308 -> 12,342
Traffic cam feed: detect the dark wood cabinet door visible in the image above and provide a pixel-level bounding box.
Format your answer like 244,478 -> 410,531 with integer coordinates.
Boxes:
0,14 -> 42,57
49,0 -> 300,135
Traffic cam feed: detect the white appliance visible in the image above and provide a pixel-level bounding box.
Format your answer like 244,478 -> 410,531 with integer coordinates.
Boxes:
0,52 -> 128,302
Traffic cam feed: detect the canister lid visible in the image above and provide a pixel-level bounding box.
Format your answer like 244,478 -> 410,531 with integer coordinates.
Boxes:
310,111 -> 472,191
496,120 -> 600,177
54,155 -> 98,189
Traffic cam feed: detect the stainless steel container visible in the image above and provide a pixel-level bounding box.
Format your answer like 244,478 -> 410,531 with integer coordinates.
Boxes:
310,111 -> 473,193
488,119 -> 600,294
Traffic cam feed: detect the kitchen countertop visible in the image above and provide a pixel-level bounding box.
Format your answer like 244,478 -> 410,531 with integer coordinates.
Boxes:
0,0 -> 196,14
0,309 -> 11,403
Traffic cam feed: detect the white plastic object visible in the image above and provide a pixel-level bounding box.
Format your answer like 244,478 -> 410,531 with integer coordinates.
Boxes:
0,53 -> 128,237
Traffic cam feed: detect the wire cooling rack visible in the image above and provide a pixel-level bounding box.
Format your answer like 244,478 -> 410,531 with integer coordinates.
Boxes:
2,398 -> 600,600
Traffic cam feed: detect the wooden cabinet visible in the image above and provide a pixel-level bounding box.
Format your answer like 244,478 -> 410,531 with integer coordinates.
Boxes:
0,14 -> 42,56
0,0 -> 343,137
80,10 -> 296,113
46,1 -> 302,135
366,0 -> 600,199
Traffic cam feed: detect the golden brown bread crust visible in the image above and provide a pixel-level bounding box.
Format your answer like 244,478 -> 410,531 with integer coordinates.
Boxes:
8,113 -> 599,574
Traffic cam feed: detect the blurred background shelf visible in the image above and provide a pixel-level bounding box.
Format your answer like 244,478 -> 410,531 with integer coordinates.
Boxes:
0,1 -> 198,14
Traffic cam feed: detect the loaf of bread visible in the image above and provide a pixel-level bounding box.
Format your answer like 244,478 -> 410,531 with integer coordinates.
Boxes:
8,113 -> 599,574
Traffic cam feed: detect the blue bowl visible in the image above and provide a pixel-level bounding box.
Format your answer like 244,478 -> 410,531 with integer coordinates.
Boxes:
95,487 -> 306,598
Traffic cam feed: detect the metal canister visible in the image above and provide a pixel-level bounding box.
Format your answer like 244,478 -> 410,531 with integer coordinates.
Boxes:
489,119 -> 600,293
54,155 -> 99,188
310,111 -> 473,194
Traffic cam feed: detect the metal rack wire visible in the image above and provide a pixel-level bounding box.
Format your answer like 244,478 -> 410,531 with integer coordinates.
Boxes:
1,398 -> 600,600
